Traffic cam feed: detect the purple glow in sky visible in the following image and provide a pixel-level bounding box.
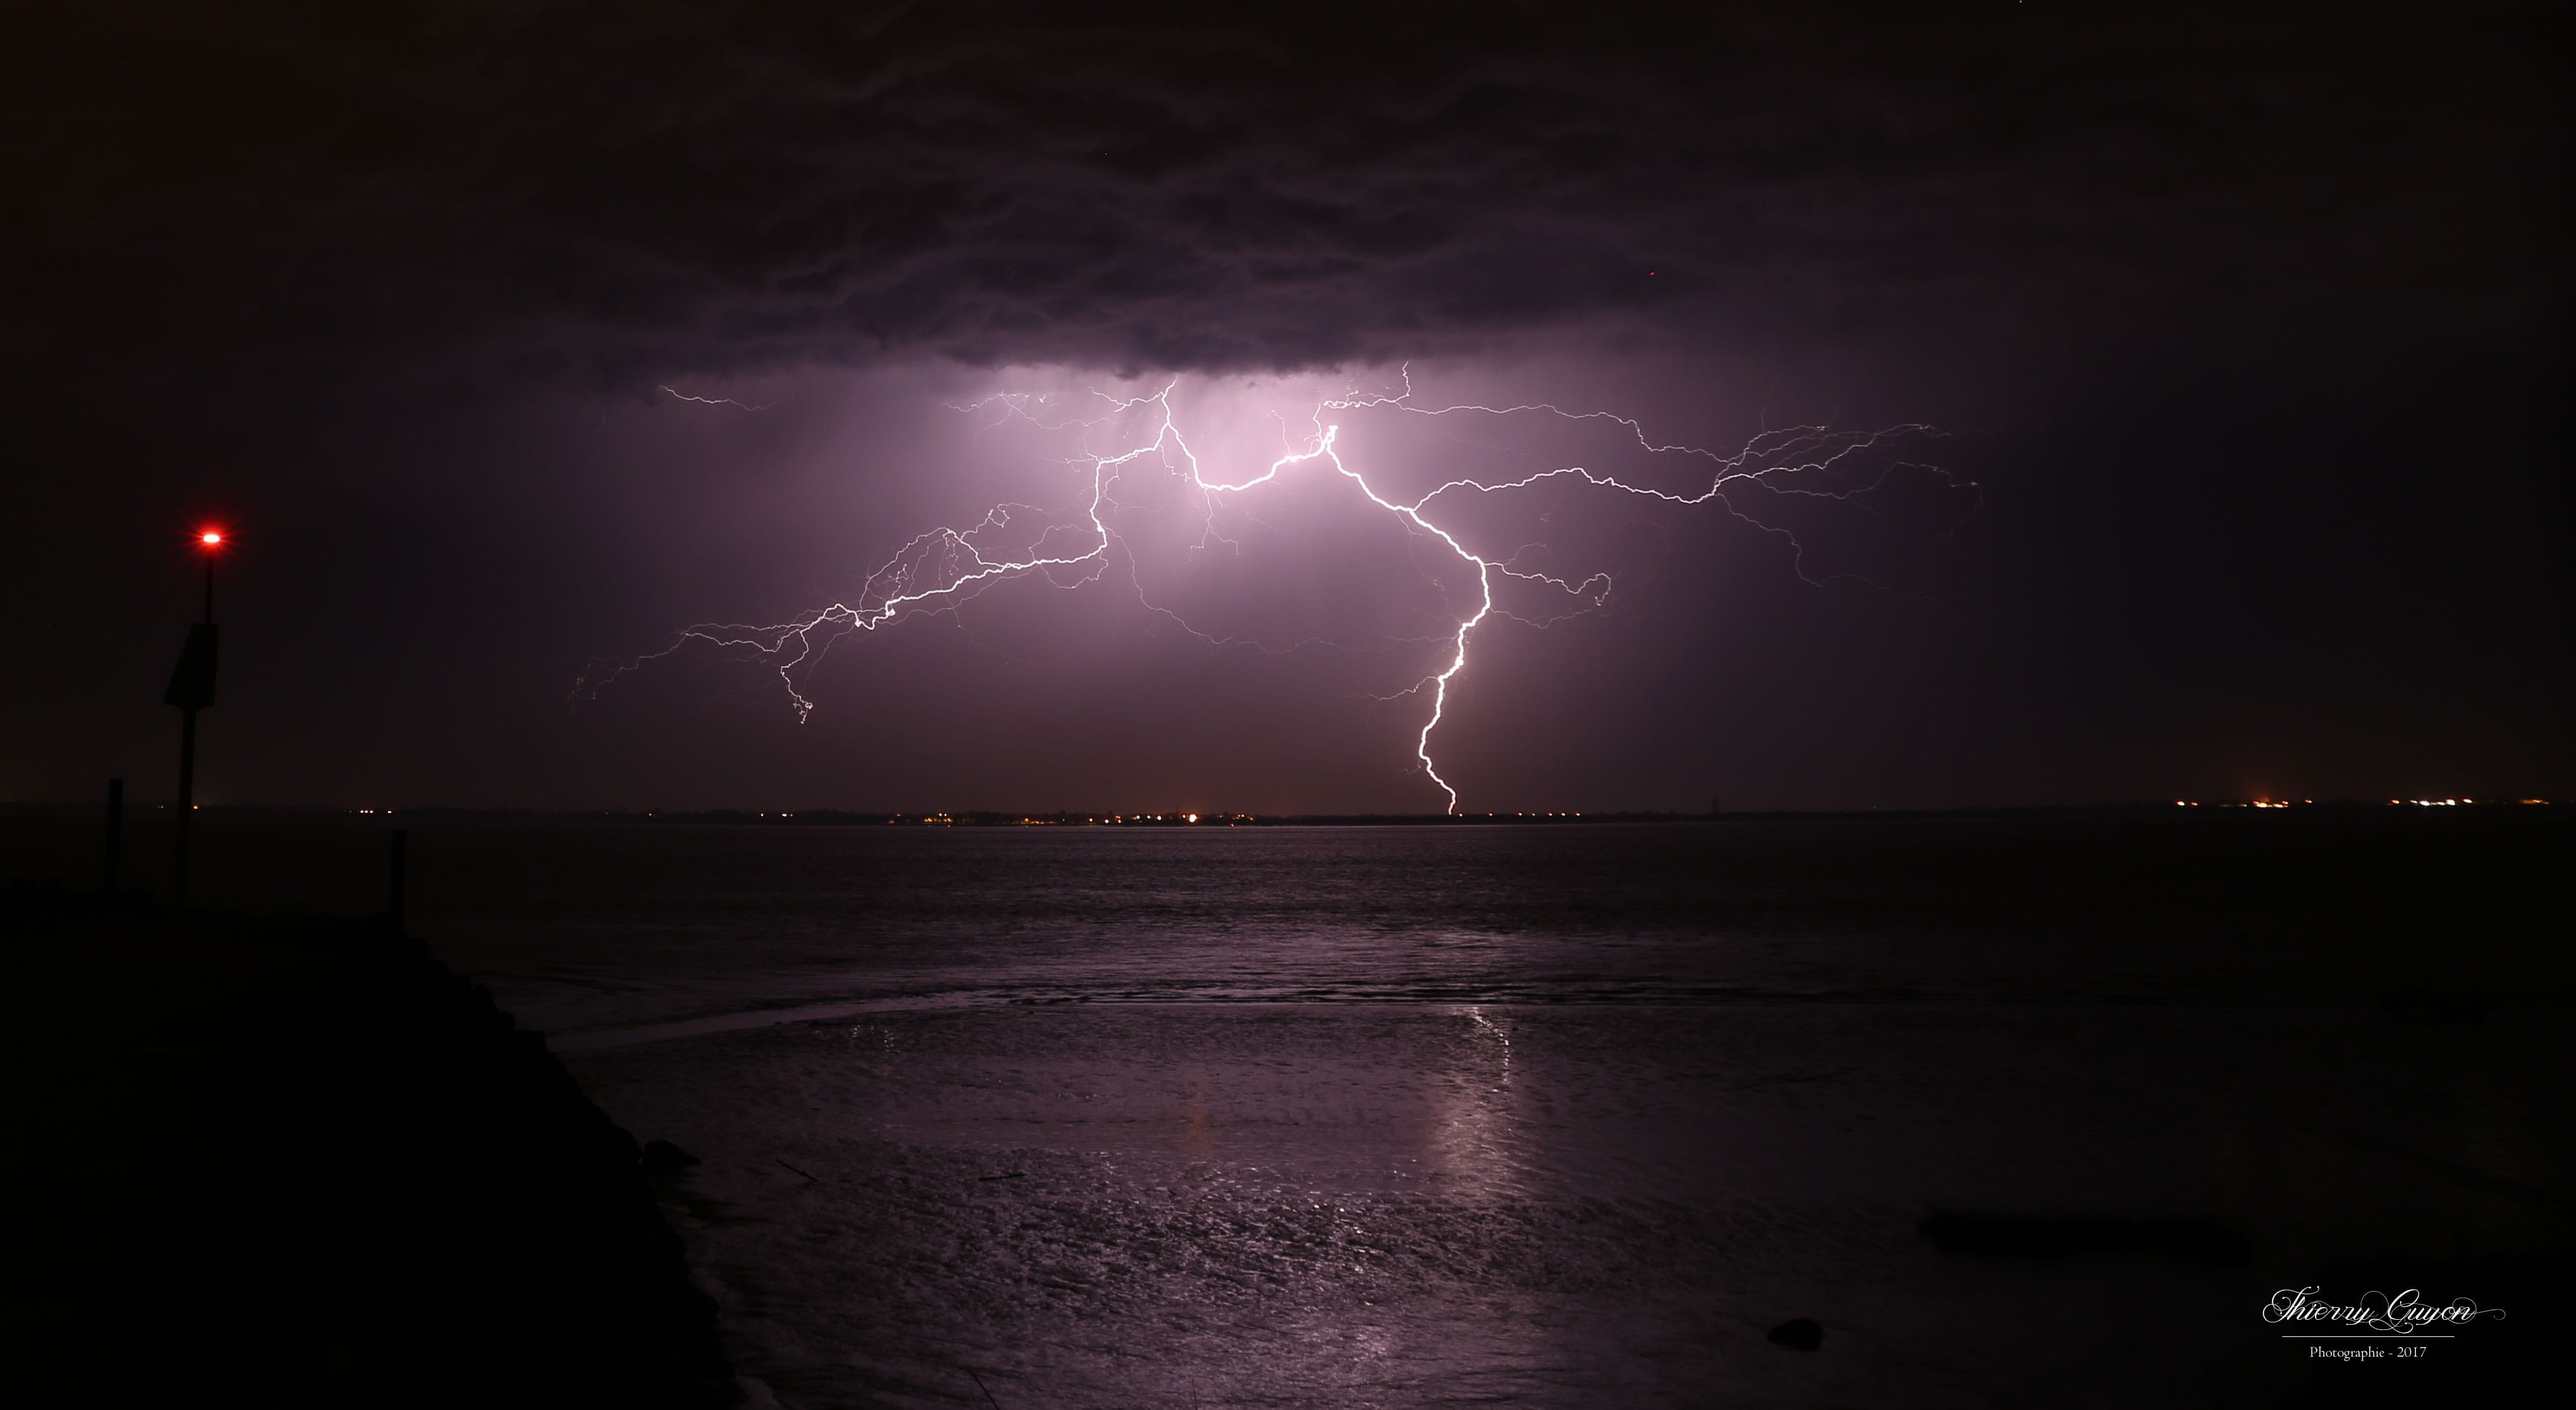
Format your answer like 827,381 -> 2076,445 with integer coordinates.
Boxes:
589,370 -> 1970,812
1,2 -> 2560,810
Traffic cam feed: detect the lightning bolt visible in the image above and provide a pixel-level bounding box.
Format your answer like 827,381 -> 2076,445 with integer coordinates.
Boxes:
657,385 -> 788,412
582,371 -> 1974,814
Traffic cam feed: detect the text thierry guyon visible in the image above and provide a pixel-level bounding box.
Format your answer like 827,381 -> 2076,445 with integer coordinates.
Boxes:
2264,1286 -> 2506,1335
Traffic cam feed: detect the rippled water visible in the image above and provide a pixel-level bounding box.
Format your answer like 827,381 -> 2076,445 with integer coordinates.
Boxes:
10,813 -> 2568,1404
397,816 -> 2565,1040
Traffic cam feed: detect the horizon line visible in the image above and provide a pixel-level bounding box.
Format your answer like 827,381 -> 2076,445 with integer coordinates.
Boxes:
0,798 -> 2553,825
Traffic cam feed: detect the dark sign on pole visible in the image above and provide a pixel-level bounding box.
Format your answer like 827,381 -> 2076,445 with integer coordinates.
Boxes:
164,624 -> 220,711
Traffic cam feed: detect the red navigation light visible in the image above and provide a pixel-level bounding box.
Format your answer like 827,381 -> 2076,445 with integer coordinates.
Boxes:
198,529 -> 224,547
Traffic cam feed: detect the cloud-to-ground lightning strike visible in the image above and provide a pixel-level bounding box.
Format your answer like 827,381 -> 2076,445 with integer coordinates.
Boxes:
584,374 -> 1971,813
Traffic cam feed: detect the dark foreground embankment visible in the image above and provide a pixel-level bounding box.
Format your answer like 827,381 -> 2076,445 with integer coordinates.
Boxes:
8,889 -> 737,1407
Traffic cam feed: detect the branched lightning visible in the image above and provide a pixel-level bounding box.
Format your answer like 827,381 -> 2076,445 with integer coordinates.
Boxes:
584,372 -> 1975,813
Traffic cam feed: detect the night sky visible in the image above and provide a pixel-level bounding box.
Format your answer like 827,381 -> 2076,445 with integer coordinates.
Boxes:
3,1 -> 2564,814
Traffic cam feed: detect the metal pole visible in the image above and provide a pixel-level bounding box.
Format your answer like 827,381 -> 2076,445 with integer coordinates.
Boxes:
173,712 -> 196,906
388,828 -> 408,931
104,777 -> 123,894
204,554 -> 215,624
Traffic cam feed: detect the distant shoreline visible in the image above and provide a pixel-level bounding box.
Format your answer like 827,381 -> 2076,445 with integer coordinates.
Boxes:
0,799 -> 2551,826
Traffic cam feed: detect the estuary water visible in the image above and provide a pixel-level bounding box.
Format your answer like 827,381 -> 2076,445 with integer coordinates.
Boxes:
12,812 -> 2569,1405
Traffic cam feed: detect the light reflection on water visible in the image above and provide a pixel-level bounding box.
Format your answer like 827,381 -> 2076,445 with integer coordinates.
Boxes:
1430,1007 -> 1525,1205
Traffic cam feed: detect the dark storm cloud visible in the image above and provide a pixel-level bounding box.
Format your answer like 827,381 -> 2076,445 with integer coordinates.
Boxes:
4,1 -> 2557,386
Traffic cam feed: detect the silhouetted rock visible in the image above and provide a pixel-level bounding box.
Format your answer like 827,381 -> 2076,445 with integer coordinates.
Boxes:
1768,1318 -> 1825,1350
16,897 -> 737,1409
643,1139 -> 704,1173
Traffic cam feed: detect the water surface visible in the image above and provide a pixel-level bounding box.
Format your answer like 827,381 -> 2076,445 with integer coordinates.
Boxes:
10,812 -> 2566,1404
